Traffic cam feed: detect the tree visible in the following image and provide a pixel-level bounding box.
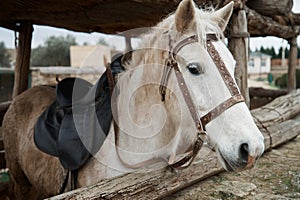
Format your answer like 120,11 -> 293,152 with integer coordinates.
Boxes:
0,42 -> 11,68
277,47 -> 289,59
96,37 -> 116,49
31,35 -> 77,66
97,37 -> 109,46
259,46 -> 276,58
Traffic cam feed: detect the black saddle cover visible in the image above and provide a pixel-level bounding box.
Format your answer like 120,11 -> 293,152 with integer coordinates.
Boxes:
34,54 -> 124,170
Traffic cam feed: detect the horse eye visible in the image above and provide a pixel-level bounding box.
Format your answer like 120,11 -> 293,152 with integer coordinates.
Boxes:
187,63 -> 204,75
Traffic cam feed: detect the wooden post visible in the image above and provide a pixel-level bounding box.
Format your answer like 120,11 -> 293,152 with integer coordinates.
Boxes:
12,21 -> 33,98
228,10 -> 250,106
287,36 -> 297,92
125,36 -> 132,52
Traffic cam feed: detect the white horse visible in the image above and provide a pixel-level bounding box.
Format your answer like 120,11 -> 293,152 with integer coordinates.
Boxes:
2,0 -> 264,199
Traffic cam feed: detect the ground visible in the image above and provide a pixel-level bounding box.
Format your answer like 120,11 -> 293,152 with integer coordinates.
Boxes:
165,136 -> 300,200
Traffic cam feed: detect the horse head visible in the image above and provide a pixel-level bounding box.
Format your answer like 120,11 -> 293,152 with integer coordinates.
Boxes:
115,0 -> 264,172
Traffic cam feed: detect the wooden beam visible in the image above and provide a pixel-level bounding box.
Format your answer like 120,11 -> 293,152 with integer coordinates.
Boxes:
249,87 -> 288,110
1,1 -> 300,39
246,0 -> 293,16
50,90 -> 300,200
247,7 -> 300,39
228,10 -> 250,106
0,20 -> 21,32
12,21 -> 33,98
251,90 -> 300,127
249,87 -> 287,98
287,36 -> 297,92
292,14 -> 300,26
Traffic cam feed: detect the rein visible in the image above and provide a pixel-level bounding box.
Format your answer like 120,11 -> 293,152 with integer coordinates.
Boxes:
106,33 -> 244,170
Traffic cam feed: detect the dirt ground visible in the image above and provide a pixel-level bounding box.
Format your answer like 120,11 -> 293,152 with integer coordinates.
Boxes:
165,136 -> 300,200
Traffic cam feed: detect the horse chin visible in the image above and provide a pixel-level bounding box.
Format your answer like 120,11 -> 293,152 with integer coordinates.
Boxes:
216,149 -> 249,172
217,150 -> 234,171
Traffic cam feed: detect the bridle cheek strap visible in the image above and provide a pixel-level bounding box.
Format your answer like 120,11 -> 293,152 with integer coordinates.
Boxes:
201,39 -> 245,128
166,35 -> 245,169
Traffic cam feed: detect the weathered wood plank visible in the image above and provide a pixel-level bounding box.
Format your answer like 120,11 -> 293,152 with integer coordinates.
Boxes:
251,90 -> 300,127
49,90 -> 300,200
0,0 -> 244,34
50,149 -> 224,200
247,6 -> 300,39
228,9 -> 249,106
249,87 -> 288,110
246,0 -> 293,16
292,13 -> 300,26
1,0 -> 300,38
267,115 -> 300,147
48,118 -> 300,200
288,37 -> 297,92
12,21 -> 33,98
249,88 -> 287,99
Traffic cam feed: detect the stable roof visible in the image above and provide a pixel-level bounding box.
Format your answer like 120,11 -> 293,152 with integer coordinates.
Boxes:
0,0 -> 185,34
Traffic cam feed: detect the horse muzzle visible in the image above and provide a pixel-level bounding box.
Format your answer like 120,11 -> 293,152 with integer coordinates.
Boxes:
218,142 -> 264,172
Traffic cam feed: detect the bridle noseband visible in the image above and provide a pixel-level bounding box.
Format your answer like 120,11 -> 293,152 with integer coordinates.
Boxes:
107,33 -> 244,170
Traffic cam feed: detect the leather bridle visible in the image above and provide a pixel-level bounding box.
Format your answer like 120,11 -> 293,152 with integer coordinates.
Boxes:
106,33 -> 244,170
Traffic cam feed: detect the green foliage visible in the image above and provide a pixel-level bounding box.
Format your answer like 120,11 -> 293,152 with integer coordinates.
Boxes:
275,73 -> 288,88
259,46 -> 276,58
96,37 -> 116,49
258,45 -> 300,59
0,42 -> 11,68
97,37 -> 109,46
277,47 -> 290,59
275,69 -> 300,89
258,46 -> 291,59
31,35 -> 77,66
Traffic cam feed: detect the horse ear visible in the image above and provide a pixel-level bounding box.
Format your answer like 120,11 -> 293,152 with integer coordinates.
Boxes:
175,0 -> 196,33
213,1 -> 234,31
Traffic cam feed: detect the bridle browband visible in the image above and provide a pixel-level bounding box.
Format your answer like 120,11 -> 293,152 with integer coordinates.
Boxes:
106,33 -> 244,170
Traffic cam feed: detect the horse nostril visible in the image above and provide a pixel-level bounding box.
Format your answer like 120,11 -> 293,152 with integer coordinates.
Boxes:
240,143 -> 249,163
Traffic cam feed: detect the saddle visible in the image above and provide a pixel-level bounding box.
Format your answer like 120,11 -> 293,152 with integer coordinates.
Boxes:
34,54 -> 124,171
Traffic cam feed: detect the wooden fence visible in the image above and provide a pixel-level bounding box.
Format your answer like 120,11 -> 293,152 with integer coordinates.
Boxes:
50,90 -> 300,200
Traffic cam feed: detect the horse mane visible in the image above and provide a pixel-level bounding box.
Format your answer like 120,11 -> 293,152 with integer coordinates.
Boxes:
124,5 -> 224,70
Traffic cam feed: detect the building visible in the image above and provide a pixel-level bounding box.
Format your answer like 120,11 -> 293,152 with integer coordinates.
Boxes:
248,52 -> 272,74
30,44 -> 121,86
70,44 -> 111,72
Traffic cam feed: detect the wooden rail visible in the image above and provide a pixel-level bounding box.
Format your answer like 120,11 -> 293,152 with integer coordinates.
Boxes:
49,90 -> 300,200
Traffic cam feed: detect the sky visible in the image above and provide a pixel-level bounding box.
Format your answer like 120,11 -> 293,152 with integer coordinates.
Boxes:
1,1 -> 300,52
